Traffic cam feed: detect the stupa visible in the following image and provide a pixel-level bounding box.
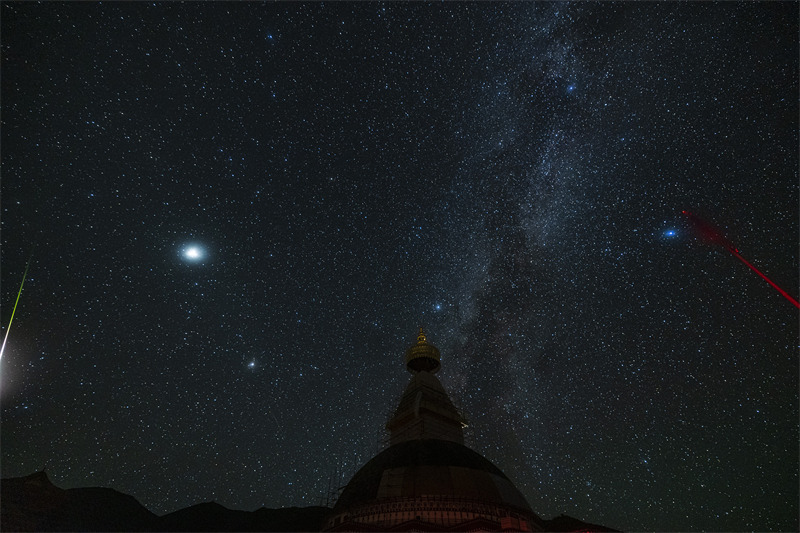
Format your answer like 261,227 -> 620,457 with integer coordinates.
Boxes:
323,328 -> 542,532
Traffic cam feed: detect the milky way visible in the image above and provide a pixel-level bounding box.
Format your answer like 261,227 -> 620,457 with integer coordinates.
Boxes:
1,3 -> 797,531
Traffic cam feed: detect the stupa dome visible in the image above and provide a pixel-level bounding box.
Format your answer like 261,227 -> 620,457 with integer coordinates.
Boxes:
326,438 -> 540,530
334,438 -> 535,509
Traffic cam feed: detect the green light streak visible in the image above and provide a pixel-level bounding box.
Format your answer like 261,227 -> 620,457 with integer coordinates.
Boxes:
0,259 -> 31,361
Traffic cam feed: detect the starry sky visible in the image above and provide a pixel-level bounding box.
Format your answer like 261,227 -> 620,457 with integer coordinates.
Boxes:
1,3 -> 797,531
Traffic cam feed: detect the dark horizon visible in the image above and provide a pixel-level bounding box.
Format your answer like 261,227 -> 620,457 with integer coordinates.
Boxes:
1,2 -> 797,532
1,469 -> 618,532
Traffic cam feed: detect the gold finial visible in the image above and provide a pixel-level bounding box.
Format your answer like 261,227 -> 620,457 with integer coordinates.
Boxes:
406,327 -> 440,374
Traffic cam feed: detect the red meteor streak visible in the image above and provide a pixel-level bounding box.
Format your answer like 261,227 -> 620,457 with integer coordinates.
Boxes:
682,211 -> 799,309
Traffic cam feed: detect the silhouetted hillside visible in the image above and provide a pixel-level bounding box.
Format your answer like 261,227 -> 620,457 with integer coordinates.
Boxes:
1,471 -> 158,531
1,471 -> 330,532
540,514 -> 618,532
158,501 -> 331,531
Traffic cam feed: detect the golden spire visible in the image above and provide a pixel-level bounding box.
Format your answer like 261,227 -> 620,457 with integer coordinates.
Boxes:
405,326 -> 441,374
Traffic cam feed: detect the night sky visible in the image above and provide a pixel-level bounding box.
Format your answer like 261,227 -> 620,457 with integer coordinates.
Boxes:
1,3 -> 797,531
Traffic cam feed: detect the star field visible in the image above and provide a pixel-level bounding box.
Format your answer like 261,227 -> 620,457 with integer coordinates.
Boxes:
1,3 -> 797,531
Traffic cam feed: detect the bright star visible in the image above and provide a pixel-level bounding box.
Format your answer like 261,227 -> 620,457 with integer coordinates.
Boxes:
248,360 -> 256,369
182,245 -> 205,261
664,229 -> 677,238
